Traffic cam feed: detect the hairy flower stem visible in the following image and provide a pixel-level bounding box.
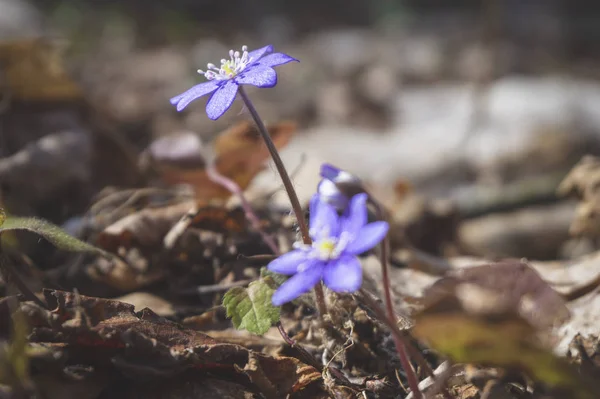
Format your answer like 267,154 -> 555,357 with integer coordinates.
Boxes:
238,87 -> 328,316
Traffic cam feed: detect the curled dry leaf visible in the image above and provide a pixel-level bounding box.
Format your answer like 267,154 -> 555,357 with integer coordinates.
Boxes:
13,289 -> 323,398
97,199 -> 249,253
421,259 -> 570,330
239,352 -> 322,399
96,200 -> 194,252
152,121 -> 296,202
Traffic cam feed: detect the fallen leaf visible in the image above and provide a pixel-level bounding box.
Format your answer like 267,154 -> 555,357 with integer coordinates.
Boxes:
154,121 -> 296,202
240,351 -> 322,399
414,269 -> 598,399
96,200 -> 193,252
414,312 -> 596,399
421,260 -> 570,330
11,290 -> 324,397
189,205 -> 248,234
114,292 -> 175,317
97,200 -> 249,252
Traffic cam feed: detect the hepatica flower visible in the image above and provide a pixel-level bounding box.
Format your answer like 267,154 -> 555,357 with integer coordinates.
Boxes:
268,193 -> 389,306
317,163 -> 364,211
170,45 -> 298,120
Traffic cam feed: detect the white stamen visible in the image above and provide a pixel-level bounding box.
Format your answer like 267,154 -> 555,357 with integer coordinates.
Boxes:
200,45 -> 253,81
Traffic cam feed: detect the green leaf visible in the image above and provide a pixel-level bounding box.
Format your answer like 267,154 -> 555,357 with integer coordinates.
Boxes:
260,266 -> 287,287
0,216 -> 111,258
223,277 -> 280,335
0,209 -> 5,227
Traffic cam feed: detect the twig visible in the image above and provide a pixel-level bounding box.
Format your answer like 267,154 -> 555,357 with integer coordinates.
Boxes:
178,279 -> 253,295
206,162 -> 279,254
405,361 -> 455,399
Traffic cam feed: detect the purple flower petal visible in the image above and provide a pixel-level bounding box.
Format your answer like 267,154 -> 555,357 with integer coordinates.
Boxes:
309,194 -> 339,241
267,249 -> 310,275
170,81 -> 220,112
340,193 -> 368,236
205,80 -> 239,120
257,53 -> 298,68
235,66 -> 277,88
317,179 -> 349,210
323,255 -> 362,292
344,221 -> 389,255
247,45 -> 273,63
271,262 -> 324,306
320,163 -> 341,180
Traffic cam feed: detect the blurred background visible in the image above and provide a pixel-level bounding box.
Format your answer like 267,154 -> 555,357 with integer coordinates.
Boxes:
2,0 -> 600,264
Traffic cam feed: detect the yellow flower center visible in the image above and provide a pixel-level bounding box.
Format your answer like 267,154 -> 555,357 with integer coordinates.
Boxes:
198,46 -> 251,81
222,61 -> 236,77
317,239 -> 336,259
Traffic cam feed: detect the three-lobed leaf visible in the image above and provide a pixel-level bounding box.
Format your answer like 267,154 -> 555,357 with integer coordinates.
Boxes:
223,277 -> 280,335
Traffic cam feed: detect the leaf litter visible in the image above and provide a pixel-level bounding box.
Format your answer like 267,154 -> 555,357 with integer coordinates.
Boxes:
3,31 -> 600,399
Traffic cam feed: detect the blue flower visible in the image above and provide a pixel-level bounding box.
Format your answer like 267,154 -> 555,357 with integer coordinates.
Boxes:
170,45 -> 298,120
317,163 -> 363,211
268,193 -> 389,306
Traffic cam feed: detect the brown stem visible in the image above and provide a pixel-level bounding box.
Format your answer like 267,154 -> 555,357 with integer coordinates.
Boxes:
313,281 -> 328,318
238,87 -> 328,317
364,198 -> 420,398
358,289 -> 422,398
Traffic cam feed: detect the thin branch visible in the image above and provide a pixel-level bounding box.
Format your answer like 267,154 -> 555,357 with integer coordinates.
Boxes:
206,162 -> 279,254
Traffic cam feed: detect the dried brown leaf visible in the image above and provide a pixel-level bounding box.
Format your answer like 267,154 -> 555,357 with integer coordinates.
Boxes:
240,351 -> 322,399
96,201 -> 193,251
421,260 -> 570,330
15,290 -> 324,397
156,121 -> 296,202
